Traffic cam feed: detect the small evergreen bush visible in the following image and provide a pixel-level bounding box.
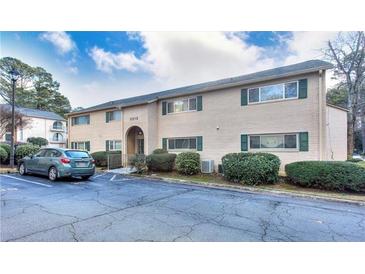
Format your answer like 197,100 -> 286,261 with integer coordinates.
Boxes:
221,152 -> 281,185
15,144 -> 40,161
146,152 -> 176,172
176,152 -> 200,175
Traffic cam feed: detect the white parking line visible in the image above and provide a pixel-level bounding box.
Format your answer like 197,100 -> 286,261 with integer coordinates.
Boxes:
0,175 -> 52,188
93,173 -> 106,179
110,174 -> 117,181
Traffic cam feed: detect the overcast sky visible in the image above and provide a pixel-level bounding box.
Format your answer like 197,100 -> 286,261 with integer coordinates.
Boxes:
0,31 -> 338,108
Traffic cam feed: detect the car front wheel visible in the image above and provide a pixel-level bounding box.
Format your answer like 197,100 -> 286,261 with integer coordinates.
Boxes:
19,163 -> 27,176
48,167 -> 58,181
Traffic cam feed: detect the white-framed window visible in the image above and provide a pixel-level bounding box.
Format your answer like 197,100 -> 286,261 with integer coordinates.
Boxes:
248,81 -> 298,104
71,141 -> 90,151
71,115 -> 90,126
52,133 -> 63,142
53,121 -> 63,130
168,137 -> 197,150
167,97 -> 197,114
106,110 -> 121,123
106,140 -> 122,151
249,133 -> 299,151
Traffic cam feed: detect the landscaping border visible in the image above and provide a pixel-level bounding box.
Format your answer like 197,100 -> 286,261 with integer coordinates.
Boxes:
132,173 -> 365,206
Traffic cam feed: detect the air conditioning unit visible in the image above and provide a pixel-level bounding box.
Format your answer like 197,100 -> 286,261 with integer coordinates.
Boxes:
201,160 -> 214,173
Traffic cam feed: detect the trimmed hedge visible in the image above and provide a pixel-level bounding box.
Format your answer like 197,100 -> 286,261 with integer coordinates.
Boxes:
91,151 -> 108,167
0,147 -> 7,163
222,152 -> 281,185
0,143 -> 10,164
27,137 -> 48,147
90,151 -> 121,167
285,161 -> 365,192
176,152 -> 200,175
152,148 -> 168,154
15,144 -> 40,161
146,152 -> 176,172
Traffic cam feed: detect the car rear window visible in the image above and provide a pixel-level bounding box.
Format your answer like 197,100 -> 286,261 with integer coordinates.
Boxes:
64,150 -> 90,158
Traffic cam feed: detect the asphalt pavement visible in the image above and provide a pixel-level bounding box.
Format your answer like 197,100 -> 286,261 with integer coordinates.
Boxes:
1,172 -> 365,241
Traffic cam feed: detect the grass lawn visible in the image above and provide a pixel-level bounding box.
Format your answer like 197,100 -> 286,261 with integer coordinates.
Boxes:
145,171 -> 365,204
357,161 -> 365,168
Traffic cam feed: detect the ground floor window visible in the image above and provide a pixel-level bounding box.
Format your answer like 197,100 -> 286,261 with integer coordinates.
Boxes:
249,133 -> 298,151
106,140 -> 122,151
71,141 -> 90,151
52,133 -> 63,142
4,132 -> 11,142
168,137 -> 197,150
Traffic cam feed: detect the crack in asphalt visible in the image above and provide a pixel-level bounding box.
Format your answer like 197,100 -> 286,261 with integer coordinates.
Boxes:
4,188 -> 194,242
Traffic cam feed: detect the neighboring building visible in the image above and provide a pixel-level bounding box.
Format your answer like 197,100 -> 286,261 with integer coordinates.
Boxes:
66,60 -> 347,170
0,105 -> 67,148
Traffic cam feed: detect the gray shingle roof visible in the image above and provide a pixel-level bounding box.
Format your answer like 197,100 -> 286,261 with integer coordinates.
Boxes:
68,59 -> 333,115
0,104 -> 65,121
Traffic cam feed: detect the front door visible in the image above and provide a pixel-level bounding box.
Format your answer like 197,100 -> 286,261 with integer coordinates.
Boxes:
137,139 -> 144,154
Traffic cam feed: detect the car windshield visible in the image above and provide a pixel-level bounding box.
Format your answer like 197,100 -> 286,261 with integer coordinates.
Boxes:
64,150 -> 90,158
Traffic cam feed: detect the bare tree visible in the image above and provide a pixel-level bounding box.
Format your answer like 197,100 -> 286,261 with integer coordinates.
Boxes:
0,105 -> 30,138
326,31 -> 365,157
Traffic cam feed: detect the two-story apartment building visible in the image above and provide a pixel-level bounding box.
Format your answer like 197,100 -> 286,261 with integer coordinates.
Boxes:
0,105 -> 68,148
66,60 -> 347,170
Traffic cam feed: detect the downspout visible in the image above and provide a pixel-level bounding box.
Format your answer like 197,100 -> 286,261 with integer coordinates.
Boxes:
318,70 -> 325,160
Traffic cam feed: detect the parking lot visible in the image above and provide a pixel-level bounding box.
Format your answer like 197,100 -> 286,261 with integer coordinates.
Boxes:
1,172 -> 365,242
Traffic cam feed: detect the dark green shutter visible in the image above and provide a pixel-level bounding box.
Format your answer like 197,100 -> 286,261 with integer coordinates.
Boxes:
106,140 -> 110,151
298,79 -> 308,99
299,132 -> 309,151
197,96 -> 203,111
85,141 -> 90,151
71,142 -> 75,149
162,102 -> 167,115
241,134 -> 248,151
241,89 -> 248,106
105,112 -> 109,123
197,136 -> 203,151
162,138 -> 167,150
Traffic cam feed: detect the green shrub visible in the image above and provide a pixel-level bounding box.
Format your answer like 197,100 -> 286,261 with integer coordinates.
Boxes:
0,143 -> 10,163
146,153 -> 176,172
15,144 -> 40,161
130,154 -> 147,174
176,152 -> 200,175
91,151 -> 108,167
152,148 -> 168,154
221,152 -> 281,185
347,158 -> 363,163
0,147 -> 7,163
285,161 -> 365,192
27,137 -> 48,147
90,151 -> 121,167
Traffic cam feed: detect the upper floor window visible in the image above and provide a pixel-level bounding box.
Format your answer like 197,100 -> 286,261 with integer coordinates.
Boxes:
53,121 -> 63,130
248,81 -> 298,104
71,115 -> 90,126
106,110 -> 121,123
167,97 -> 197,114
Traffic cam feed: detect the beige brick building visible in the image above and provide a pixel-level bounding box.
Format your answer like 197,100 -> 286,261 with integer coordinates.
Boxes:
66,60 -> 347,170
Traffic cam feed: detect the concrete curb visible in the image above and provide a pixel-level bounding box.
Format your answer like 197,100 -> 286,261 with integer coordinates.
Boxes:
132,174 -> 365,206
